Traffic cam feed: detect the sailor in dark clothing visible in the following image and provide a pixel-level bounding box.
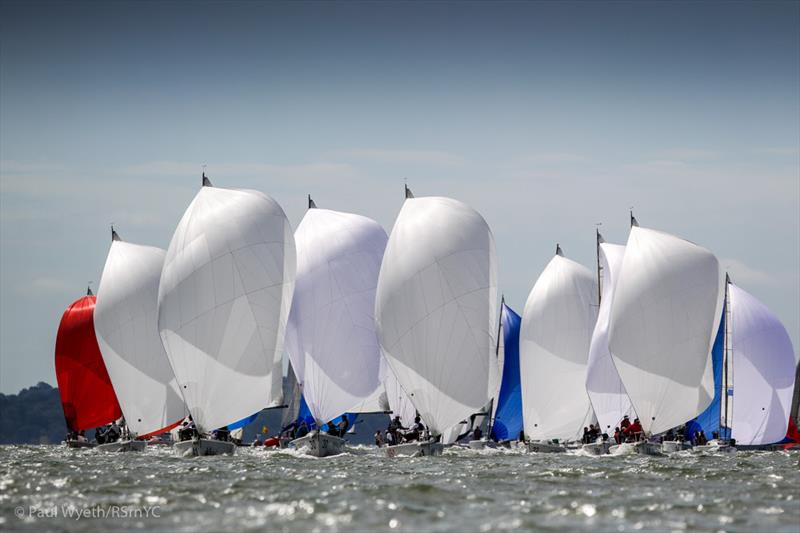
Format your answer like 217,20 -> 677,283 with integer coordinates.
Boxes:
404,416 -> 425,442
472,426 -> 483,440
388,416 -> 406,443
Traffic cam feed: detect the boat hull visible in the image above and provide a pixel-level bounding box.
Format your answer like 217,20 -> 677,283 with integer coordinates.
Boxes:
526,441 -> 566,453
581,442 -> 610,455
661,440 -> 691,453
385,441 -> 444,457
609,442 -> 638,455
65,440 -> 95,449
290,432 -> 346,457
96,440 -> 146,453
468,439 -> 496,450
636,441 -> 664,456
173,439 -> 236,457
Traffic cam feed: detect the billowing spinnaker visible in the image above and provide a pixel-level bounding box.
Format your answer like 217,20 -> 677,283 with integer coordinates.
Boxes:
585,243 -> 634,433
285,208 -> 387,424
55,291 -> 122,431
490,303 -> 524,442
95,238 -> 186,436
519,253 -> 597,441
375,196 -> 498,435
383,363 -> 416,427
729,283 -> 796,445
158,185 -> 295,432
608,226 -> 722,435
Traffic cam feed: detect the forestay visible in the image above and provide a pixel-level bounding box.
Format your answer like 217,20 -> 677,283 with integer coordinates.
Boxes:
95,234 -> 186,436
520,250 -> 597,441
585,243 -> 634,434
608,226 -> 722,435
158,182 -> 295,432
285,207 -> 387,425
729,283 -> 796,445
375,196 -> 498,435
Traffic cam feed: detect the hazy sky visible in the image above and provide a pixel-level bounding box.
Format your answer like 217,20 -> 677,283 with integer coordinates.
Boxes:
1,1 -> 798,393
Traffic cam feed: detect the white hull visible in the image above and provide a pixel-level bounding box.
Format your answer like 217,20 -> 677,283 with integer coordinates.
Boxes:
385,441 -> 444,457
609,442 -> 638,455
636,441 -> 664,456
526,441 -> 567,453
65,440 -> 95,449
96,440 -> 146,453
173,439 -> 236,457
661,440 -> 691,453
290,432 -> 346,457
581,441 -> 610,455
692,441 -> 736,454
468,439 -> 494,450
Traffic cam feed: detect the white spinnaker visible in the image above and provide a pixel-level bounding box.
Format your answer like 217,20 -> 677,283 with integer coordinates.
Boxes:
608,226 -> 722,435
375,196 -> 498,435
158,185 -> 295,432
729,283 -> 796,445
519,253 -> 597,441
94,239 -> 185,436
585,243 -> 634,433
285,208 -> 387,425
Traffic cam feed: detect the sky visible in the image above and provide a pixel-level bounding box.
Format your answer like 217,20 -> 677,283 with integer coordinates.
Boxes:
0,1 -> 798,393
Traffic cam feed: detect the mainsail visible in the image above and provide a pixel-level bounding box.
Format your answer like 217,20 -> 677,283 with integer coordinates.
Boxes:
519,248 -> 598,441
608,226 -> 723,435
285,206 -> 387,425
490,302 -> 524,442
94,231 -> 185,436
585,242 -> 634,434
55,288 -> 122,431
375,195 -> 498,435
157,177 -> 296,432
728,282 -> 796,445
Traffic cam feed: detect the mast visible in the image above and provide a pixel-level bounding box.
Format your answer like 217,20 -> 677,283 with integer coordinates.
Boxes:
555,243 -> 563,256
630,209 -> 639,228
308,194 -> 317,209
596,228 -> 604,306
404,183 -> 414,199
487,295 -> 505,441
202,172 -> 213,187
722,272 -> 732,438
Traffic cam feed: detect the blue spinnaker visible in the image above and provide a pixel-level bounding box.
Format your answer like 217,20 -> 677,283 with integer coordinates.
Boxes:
226,412 -> 259,431
491,303 -> 523,441
687,308 -> 730,440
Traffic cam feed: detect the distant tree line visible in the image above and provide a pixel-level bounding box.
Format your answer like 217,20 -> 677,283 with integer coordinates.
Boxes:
0,382 -> 68,444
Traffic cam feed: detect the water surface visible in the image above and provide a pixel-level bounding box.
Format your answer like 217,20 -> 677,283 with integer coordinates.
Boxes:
1,445 -> 797,532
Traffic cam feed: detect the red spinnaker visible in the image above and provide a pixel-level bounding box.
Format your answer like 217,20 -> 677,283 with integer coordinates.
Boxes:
54,292 -> 122,431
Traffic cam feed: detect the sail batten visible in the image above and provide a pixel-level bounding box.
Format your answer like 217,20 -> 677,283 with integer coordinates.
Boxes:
158,185 -> 295,432
375,196 -> 498,435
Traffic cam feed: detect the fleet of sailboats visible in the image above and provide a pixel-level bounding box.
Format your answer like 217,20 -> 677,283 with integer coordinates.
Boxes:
53,175 -> 799,457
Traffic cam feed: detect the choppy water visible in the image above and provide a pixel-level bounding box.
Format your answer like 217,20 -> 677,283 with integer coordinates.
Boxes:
1,445 -> 798,532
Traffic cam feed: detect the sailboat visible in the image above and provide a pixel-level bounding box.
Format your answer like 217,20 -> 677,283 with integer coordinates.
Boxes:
375,186 -> 499,457
158,174 -> 296,456
608,219 -> 723,455
488,302 -> 524,447
55,286 -> 123,448
284,196 -> 388,457
584,231 -> 634,454
688,274 -> 796,451
519,245 -> 598,453
93,228 -> 187,452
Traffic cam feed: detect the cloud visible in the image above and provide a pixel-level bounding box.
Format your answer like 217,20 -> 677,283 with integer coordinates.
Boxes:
720,258 -> 777,287
327,148 -> 466,167
755,147 -> 800,157
655,149 -> 720,161
29,277 -> 74,295
119,161 -> 360,184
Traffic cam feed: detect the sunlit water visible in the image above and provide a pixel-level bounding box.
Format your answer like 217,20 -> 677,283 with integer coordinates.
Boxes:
1,445 -> 798,532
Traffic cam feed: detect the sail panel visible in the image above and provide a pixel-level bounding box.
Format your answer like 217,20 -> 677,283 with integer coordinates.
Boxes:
94,240 -> 185,436
491,303 -> 524,442
608,226 -> 723,435
585,243 -> 634,434
375,196 -> 498,435
55,294 -> 122,431
158,186 -> 295,432
729,283 -> 796,445
285,208 -> 387,424
520,253 -> 597,441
